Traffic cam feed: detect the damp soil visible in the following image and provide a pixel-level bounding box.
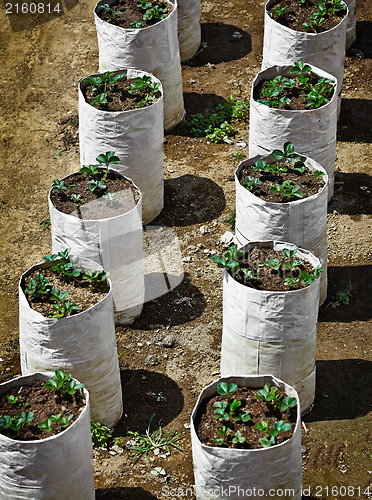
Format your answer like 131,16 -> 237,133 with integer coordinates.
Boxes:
195,386 -> 297,449
23,267 -> 109,317
238,159 -> 326,202
1,0 -> 371,497
254,73 -> 335,110
0,380 -> 85,441
83,77 -> 162,112
96,0 -> 173,28
231,245 -> 316,291
50,169 -> 140,219
267,0 -> 347,33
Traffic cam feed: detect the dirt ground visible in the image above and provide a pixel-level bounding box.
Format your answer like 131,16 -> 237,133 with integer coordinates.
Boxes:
0,0 -> 371,498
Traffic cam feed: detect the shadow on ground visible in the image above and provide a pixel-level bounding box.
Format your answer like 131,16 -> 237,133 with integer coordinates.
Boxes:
304,359 -> 372,422
329,172 -> 372,215
185,22 -> 252,66
338,99 -> 372,142
319,265 -> 372,322
116,369 -> 184,435
131,275 -> 206,329
96,486 -> 159,499
152,174 -> 226,226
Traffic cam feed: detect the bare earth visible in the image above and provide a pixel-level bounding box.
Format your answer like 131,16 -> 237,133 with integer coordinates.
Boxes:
0,0 -> 371,499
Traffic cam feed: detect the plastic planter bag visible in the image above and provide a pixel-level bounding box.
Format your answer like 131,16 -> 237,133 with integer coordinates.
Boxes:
0,373 -> 95,500
178,0 -> 201,61
344,0 -> 356,49
19,257 -> 123,428
79,69 -> 164,225
220,241 -> 321,413
262,0 -> 347,116
235,153 -> 328,305
48,171 -> 144,326
94,0 -> 184,131
191,375 -> 302,500
249,64 -> 337,199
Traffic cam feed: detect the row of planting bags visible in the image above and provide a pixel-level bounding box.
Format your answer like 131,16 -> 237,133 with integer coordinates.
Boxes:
193,1 -> 357,499
2,0 -> 357,497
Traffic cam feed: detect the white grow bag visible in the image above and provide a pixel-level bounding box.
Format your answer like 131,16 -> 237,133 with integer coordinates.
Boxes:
235,153 -> 328,305
344,0 -> 356,49
220,241 -> 321,413
48,170 -> 144,326
0,373 -> 95,500
94,0 -> 184,131
262,0 -> 347,116
19,257 -> 123,428
79,69 -> 164,225
178,0 -> 201,61
249,64 -> 337,199
191,375 -> 302,500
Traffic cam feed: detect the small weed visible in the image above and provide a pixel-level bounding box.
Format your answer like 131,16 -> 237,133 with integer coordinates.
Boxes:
39,218 -> 51,230
91,419 -> 112,449
127,414 -> 183,463
224,208 -> 236,230
335,281 -> 352,305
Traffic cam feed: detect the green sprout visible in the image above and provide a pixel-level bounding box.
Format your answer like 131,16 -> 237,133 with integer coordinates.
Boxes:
232,431 -> 246,445
0,412 -> 34,432
270,180 -> 303,201
128,75 -> 161,108
25,273 -> 51,300
82,269 -> 110,291
211,245 -> 243,276
129,20 -> 144,28
85,71 -> 125,106
256,419 -> 292,448
97,3 -> 120,23
243,175 -> 262,191
52,179 -> 67,192
38,414 -> 62,432
265,258 -> 280,271
45,369 -> 84,395
213,424 -> 229,445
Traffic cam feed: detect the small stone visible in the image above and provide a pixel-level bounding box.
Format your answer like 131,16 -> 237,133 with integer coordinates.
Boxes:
231,31 -> 243,42
145,354 -> 159,366
162,335 -> 176,347
301,445 -> 307,454
199,225 -> 209,234
350,48 -> 364,59
220,231 -> 235,246
236,140 -> 247,147
184,423 -> 191,429
109,450 -> 116,456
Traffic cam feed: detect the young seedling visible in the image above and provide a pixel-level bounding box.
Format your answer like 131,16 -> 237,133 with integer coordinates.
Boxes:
283,248 -> 304,271
290,62 -> 312,92
97,3 -> 120,23
129,20 -> 144,28
7,395 -> 19,406
213,401 -> 229,420
314,170 -> 326,179
82,269 -> 110,291
270,180 -> 303,201
70,193 -> 85,206
213,424 -> 230,445
265,258 -> 280,271
232,430 -> 247,445
253,160 -> 273,173
243,175 -> 262,191
335,281 -> 352,305
211,244 -> 244,277
241,268 -> 261,283
257,419 -> 292,448
38,414 -> 62,432
285,267 -> 323,287
85,72 -> 126,106
103,192 -> 119,205
268,4 -> 287,20
0,412 -> 34,432
25,273 -> 51,300
60,414 -> 74,429
128,75 -> 161,107
52,179 -> 67,192
256,383 -> 283,407
272,142 -> 301,163
45,369 -> 84,395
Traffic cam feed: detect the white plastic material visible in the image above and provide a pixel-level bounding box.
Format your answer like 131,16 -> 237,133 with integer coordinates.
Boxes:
0,373 -> 95,500
220,241 -> 321,413
177,0 -> 201,61
94,0 -> 185,131
48,171 -> 144,326
19,258 -> 123,428
249,64 -> 337,199
191,375 -> 302,500
344,0 -> 356,49
262,0 -> 347,116
235,153 -> 328,305
79,69 -> 164,225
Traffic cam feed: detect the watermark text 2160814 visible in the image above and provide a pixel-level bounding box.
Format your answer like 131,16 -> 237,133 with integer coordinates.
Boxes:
5,2 -> 61,14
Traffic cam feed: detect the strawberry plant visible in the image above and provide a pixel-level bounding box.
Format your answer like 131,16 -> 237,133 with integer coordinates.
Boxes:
45,369 -> 84,395
84,72 -> 126,107
128,75 -> 161,108
0,412 -> 34,432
